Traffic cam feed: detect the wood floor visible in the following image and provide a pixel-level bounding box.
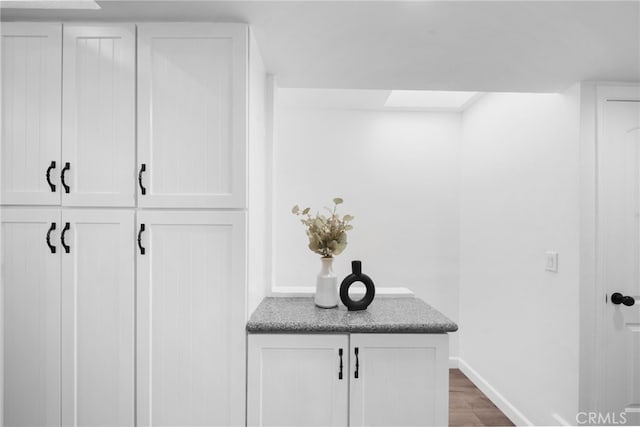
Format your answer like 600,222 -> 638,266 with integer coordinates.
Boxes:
450,369 -> 514,426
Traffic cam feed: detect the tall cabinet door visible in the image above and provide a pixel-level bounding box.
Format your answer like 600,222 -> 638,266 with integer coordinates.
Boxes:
349,334 -> 449,427
62,24 -> 136,207
60,209 -> 135,426
1,208 -> 61,426
1,24 -> 61,206
247,334 -> 349,427
137,24 -> 247,209
137,211 -> 246,426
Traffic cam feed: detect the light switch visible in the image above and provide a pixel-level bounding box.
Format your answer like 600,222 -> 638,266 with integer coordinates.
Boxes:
546,251 -> 558,273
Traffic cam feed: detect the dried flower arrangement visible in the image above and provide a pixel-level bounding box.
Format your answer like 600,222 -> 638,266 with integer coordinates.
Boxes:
292,197 -> 354,258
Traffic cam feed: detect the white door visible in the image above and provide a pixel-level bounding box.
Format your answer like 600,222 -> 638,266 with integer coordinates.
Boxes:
349,334 -> 449,427
1,208 -> 61,426
247,334 -> 349,427
1,23 -> 61,206
62,24 -> 136,207
598,86 -> 640,425
137,24 -> 247,209
60,209 -> 135,426
137,210 -> 246,426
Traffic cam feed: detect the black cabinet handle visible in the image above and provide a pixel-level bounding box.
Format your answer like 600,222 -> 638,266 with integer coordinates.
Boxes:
46,222 -> 56,253
138,223 -> 146,255
138,164 -> 146,195
46,161 -> 56,192
61,162 -> 70,193
61,222 -> 70,254
338,348 -> 343,380
611,292 -> 635,307
354,347 -> 359,379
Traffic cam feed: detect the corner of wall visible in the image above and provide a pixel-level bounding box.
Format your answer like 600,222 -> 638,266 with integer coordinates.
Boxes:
246,32 -> 269,316
577,81 -> 598,413
458,86 -> 583,425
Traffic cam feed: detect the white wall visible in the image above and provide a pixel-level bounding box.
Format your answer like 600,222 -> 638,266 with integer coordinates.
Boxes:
459,87 -> 581,425
273,87 -> 583,423
273,105 -> 461,356
246,31 -> 269,317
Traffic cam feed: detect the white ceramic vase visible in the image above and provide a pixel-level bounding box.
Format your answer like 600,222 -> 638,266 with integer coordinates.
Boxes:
315,257 -> 338,308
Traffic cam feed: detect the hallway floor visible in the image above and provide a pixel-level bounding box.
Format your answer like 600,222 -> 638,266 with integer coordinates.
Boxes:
450,369 -> 514,426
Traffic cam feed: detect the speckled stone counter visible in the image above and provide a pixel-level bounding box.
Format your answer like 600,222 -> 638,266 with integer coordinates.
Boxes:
246,297 -> 458,333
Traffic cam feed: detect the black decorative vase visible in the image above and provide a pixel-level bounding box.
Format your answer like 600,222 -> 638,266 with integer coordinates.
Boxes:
340,260 -> 375,311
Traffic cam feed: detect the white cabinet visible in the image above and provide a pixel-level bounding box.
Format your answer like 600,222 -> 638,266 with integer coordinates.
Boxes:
62,24 -> 136,207
137,24 -> 247,209
1,208 -> 61,426
247,335 -> 349,427
1,23 -> 136,207
349,334 -> 449,427
1,24 -> 62,206
247,333 -> 449,427
1,208 -> 134,427
2,21 -> 254,210
60,210 -> 135,426
136,210 -> 246,426
2,20 -> 265,427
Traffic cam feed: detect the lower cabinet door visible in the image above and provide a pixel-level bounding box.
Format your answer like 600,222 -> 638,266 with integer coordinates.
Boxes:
247,334 -> 349,427
349,334 -> 449,427
136,210 -> 246,426
60,209 -> 135,426
1,208 -> 61,427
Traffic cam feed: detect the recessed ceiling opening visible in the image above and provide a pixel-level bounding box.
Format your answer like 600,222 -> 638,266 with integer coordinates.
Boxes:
277,88 -> 487,112
385,90 -> 481,111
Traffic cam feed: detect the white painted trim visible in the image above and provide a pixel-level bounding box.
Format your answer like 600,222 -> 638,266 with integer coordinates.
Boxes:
552,413 -> 572,426
588,84 -> 640,414
457,358 -> 533,427
268,78 -> 279,296
448,356 -> 459,369
578,81 -> 599,414
269,286 -> 414,298
265,74 -> 277,301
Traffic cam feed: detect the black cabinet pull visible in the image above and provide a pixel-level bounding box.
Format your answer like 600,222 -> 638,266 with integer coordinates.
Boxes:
46,222 -> 56,253
611,292 -> 635,307
46,161 -> 56,192
61,222 -> 70,254
138,223 -> 146,255
61,162 -> 70,193
354,347 -> 359,379
138,164 -> 146,195
338,348 -> 343,380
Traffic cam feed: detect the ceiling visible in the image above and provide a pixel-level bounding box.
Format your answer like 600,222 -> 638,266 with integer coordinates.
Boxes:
2,0 -> 639,92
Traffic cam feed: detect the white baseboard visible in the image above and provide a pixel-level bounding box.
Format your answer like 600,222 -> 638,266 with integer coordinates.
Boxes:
269,286 -> 414,298
552,413 -> 571,426
457,358 -> 533,426
449,356 -> 459,369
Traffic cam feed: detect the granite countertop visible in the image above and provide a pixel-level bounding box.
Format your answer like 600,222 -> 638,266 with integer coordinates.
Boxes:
246,297 -> 458,333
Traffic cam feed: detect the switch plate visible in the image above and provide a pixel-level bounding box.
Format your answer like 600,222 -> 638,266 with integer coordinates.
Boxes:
546,251 -> 558,273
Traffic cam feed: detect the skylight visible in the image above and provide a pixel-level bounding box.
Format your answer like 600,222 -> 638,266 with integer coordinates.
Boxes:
385,90 -> 480,111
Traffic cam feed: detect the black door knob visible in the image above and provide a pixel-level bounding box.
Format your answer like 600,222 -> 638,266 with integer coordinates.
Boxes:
611,292 -> 635,306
